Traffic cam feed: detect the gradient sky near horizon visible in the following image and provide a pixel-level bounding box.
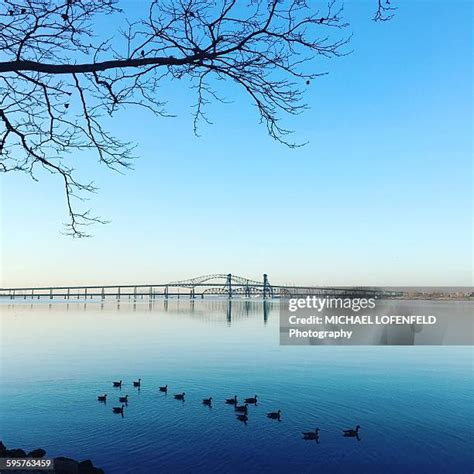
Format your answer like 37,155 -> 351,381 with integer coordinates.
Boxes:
1,0 -> 472,287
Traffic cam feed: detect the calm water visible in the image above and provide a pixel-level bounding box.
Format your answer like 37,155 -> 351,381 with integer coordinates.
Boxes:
0,300 -> 473,473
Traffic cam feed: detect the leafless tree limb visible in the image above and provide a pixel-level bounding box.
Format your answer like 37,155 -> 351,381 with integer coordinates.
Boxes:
0,0 -> 394,236
374,0 -> 397,22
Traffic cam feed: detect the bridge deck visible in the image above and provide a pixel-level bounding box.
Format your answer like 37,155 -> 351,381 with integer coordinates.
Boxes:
0,273 -> 403,299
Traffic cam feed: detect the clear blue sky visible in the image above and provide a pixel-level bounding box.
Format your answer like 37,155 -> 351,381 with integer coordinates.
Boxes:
1,1 -> 472,287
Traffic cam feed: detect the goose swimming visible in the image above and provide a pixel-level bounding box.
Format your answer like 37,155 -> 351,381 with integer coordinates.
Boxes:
343,425 -> 360,437
234,403 -> 248,414
244,395 -> 257,404
225,395 -> 238,405
302,428 -> 320,440
267,410 -> 281,420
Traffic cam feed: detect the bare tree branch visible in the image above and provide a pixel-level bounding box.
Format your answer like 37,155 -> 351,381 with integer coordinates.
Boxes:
374,0 -> 397,22
0,0 -> 394,236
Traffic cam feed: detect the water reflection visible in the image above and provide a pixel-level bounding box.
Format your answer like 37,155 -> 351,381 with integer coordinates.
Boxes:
3,297 -> 279,323
30,298 -> 275,326
0,300 -> 472,474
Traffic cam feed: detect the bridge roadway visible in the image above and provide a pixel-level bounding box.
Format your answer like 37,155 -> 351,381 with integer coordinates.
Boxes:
0,273 -> 404,300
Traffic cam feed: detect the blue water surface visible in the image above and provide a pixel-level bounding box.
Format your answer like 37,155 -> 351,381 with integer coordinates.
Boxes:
0,300 -> 472,473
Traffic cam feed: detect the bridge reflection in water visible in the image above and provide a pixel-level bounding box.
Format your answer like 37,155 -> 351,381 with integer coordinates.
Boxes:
0,273 -> 402,300
1,298 -> 275,326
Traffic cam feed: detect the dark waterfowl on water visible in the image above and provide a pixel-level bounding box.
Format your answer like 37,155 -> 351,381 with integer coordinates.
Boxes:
267,410 -> 281,420
97,394 -> 107,402
244,395 -> 257,404
225,395 -> 238,405
236,414 -> 248,423
133,378 -> 141,388
234,403 -> 248,414
112,380 -> 122,388
202,397 -> 212,406
159,385 -> 168,392
302,428 -> 320,440
174,392 -> 185,400
112,405 -> 125,414
119,395 -> 128,403
343,425 -> 360,437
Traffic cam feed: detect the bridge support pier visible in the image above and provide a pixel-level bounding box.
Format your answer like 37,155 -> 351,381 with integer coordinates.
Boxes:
263,273 -> 271,299
227,273 -> 232,299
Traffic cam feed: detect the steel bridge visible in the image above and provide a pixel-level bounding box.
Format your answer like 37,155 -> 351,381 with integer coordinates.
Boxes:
0,273 -> 403,300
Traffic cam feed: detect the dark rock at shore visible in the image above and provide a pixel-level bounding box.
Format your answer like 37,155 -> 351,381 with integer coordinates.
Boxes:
55,457 -> 80,474
28,448 -> 47,458
6,448 -> 27,458
78,459 -> 104,473
0,442 -> 104,473
55,457 -> 104,474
